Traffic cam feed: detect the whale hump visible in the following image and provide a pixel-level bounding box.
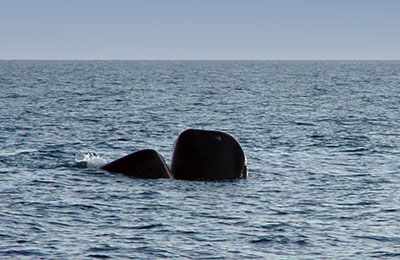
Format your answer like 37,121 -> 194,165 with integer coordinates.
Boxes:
101,149 -> 172,179
171,129 -> 248,180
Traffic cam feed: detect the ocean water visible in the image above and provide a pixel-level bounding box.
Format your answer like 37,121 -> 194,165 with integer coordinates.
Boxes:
0,60 -> 399,259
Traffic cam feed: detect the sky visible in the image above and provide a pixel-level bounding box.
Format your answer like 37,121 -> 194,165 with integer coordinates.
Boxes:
1,0 -> 399,60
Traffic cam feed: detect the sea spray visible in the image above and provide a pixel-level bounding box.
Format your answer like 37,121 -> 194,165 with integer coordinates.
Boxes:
74,151 -> 107,168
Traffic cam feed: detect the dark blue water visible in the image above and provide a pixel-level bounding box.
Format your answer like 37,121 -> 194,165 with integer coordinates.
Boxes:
1,60 -> 399,259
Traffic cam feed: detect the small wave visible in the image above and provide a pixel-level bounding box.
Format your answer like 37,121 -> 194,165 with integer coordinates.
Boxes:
370,251 -> 400,258
86,244 -> 119,253
250,235 -> 309,247
0,149 -> 38,157
87,254 -> 111,259
2,249 -> 47,257
293,121 -> 316,126
126,223 -> 164,230
74,151 -> 107,168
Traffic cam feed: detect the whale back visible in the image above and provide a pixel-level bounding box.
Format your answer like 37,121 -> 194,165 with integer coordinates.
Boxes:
171,129 -> 248,180
101,149 -> 171,179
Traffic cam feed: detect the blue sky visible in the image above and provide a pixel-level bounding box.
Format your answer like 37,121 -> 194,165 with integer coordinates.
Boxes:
1,0 -> 399,60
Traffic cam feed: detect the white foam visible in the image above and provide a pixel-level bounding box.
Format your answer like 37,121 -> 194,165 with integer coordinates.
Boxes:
75,151 -> 107,168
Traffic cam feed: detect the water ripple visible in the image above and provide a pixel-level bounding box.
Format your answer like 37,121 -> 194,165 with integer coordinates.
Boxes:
1,60 -> 399,259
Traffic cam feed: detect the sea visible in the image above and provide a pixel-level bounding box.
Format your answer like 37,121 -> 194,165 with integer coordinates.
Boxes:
0,60 -> 399,259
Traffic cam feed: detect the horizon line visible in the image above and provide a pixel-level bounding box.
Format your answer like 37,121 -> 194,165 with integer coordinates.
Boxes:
1,58 -> 400,62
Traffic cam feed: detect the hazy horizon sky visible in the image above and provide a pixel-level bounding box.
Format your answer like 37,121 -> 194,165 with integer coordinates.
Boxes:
1,0 -> 399,60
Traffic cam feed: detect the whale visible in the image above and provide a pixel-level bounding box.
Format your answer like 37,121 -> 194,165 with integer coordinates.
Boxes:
171,129 -> 248,180
101,149 -> 172,179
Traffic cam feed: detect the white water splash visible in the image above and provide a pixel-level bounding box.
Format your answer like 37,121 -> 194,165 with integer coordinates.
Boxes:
74,151 -> 107,168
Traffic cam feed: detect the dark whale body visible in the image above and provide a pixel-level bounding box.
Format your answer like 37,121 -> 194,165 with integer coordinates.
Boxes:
101,149 -> 171,179
100,129 -> 248,180
171,129 -> 248,180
